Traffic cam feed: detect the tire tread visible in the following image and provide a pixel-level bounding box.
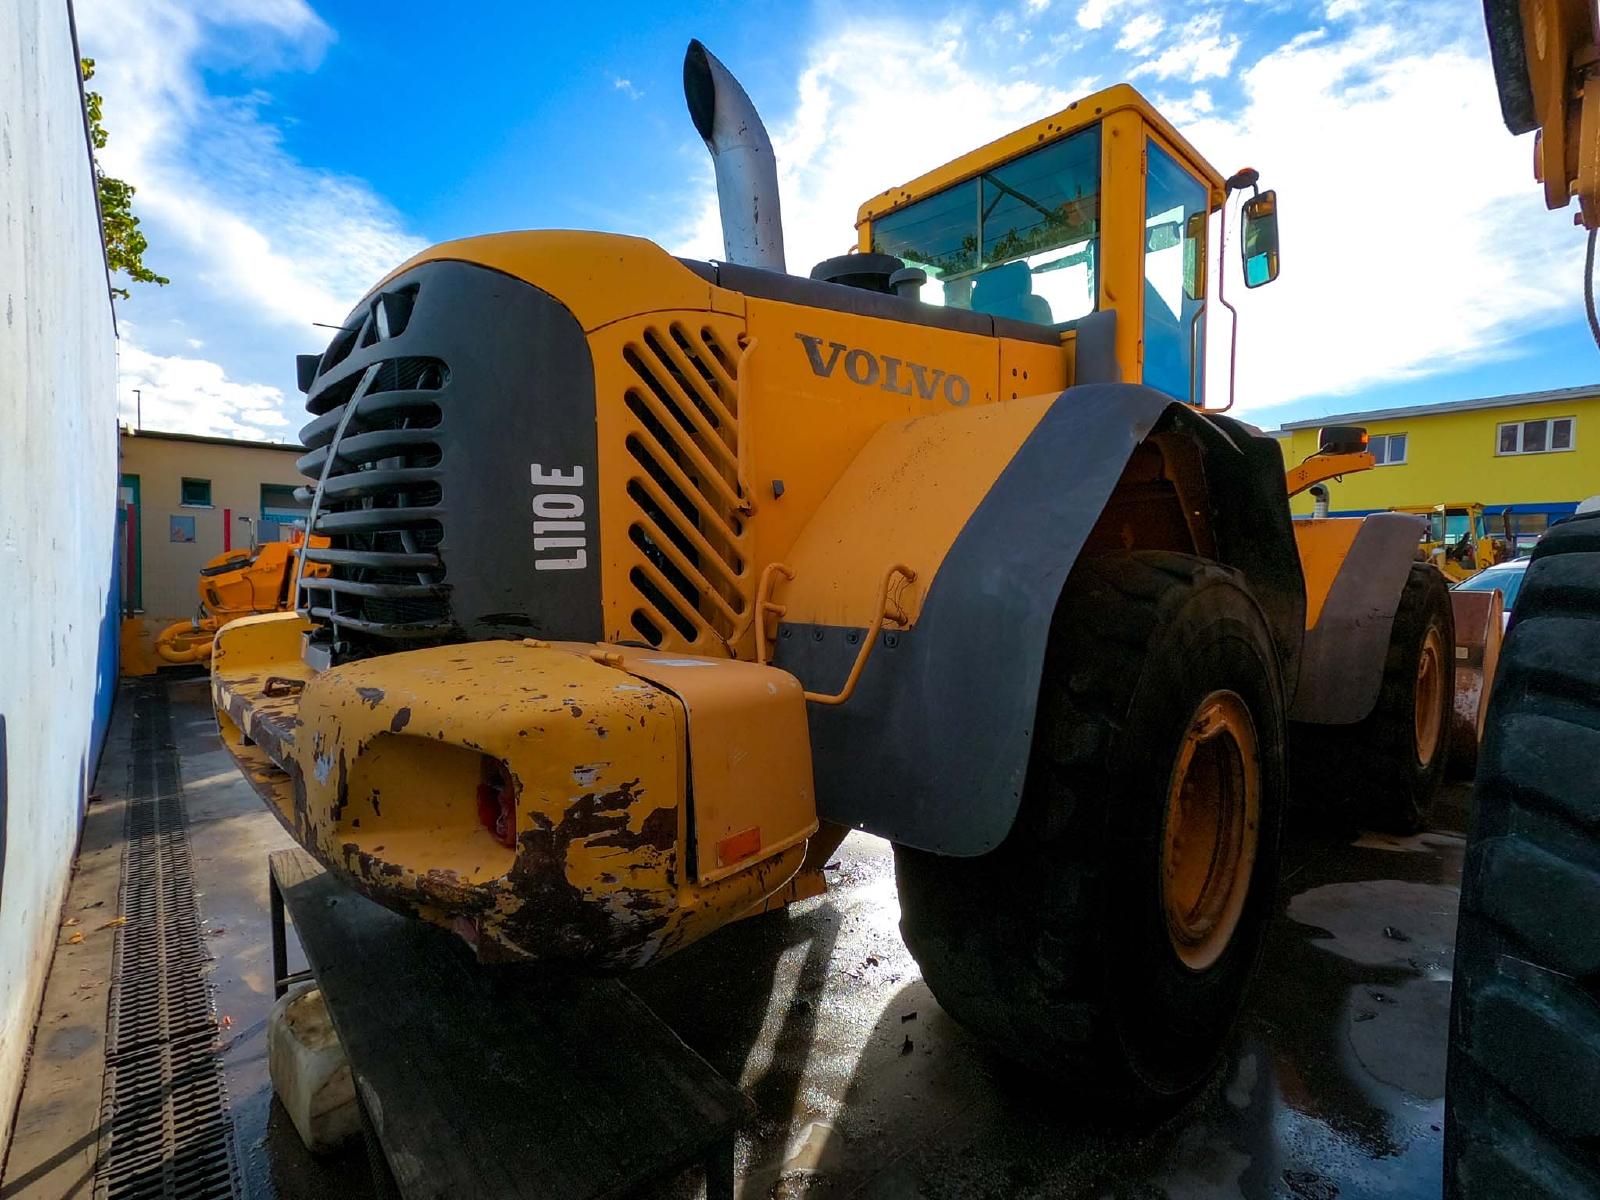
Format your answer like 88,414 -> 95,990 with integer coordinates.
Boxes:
1447,515 -> 1600,1198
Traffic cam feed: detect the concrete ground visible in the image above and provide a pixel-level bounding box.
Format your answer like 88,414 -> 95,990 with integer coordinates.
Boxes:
4,675 -> 1465,1199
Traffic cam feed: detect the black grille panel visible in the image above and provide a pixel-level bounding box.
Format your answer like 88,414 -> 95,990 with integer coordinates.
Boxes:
297,345 -> 450,648
296,259 -> 603,663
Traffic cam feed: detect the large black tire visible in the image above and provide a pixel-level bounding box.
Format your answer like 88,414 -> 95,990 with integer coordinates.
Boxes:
1446,512 -> 1600,1199
894,551 -> 1287,1114
1291,562 -> 1455,833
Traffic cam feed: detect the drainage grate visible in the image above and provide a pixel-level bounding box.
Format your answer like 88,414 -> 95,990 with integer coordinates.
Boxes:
95,681 -> 241,1200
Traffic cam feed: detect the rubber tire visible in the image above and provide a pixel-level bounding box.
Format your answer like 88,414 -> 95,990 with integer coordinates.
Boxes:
894,550 -> 1287,1115
1445,512 -> 1600,1199
1290,562 -> 1455,833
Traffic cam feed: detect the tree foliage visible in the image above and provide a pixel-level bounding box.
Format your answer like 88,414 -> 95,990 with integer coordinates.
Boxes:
81,58 -> 168,300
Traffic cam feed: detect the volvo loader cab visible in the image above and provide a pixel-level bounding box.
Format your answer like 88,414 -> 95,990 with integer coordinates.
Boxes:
212,41 -> 1434,1114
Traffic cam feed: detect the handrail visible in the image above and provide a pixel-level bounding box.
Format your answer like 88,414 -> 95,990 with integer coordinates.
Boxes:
734,336 -> 758,515
753,561 -> 919,705
1210,192 -> 1240,413
291,362 -> 380,611
804,563 -> 916,706
1186,298 -> 1207,407
753,561 -> 795,666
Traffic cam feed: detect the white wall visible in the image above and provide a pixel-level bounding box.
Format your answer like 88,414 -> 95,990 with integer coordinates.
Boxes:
0,0 -> 120,1136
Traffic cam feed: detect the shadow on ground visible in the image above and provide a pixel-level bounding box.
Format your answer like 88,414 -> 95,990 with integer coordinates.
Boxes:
632,790 -> 1465,1199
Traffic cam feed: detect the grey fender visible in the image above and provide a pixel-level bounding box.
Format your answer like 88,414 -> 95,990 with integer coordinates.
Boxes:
771,383 -> 1306,856
1290,512 -> 1428,725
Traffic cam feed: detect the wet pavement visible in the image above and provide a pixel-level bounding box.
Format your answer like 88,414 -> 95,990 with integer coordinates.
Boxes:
7,675 -> 1465,1199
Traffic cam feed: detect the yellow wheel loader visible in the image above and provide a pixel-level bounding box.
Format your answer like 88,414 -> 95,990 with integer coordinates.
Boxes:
155,530 -> 327,665
1284,428 -> 1460,830
1447,3 -> 1600,1197
1395,501 -> 1514,583
212,41 -> 1450,1112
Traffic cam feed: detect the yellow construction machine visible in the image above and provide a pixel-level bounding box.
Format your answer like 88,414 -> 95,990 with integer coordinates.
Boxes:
1287,432 -> 1504,783
212,42 -> 1454,1111
156,529 -> 326,665
1395,501 -> 1514,582
1447,3 -> 1600,1197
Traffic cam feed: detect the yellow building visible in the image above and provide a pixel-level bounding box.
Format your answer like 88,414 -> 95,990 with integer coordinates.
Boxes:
1274,384 -> 1600,538
118,429 -> 307,652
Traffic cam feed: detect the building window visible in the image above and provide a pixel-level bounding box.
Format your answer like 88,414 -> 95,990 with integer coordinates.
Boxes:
260,483 -> 310,542
1487,510 -> 1550,549
1498,416 -> 1575,455
1370,432 -> 1407,465
180,477 -> 212,507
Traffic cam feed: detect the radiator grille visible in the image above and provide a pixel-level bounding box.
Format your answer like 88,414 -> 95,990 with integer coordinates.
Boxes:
297,281 -> 452,653
618,322 -> 750,649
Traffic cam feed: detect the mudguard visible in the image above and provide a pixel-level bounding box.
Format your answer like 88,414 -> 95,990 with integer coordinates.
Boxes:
1289,512 -> 1427,725
771,383 -> 1305,856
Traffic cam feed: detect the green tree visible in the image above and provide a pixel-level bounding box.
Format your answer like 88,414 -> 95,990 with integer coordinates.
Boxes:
81,58 -> 168,300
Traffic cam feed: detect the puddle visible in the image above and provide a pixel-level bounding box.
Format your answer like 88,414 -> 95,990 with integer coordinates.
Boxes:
1287,880 -> 1459,968
1351,830 -> 1465,854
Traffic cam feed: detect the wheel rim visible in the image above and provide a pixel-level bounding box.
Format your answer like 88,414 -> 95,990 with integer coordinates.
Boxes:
1161,691 -> 1261,972
1414,626 -> 1445,767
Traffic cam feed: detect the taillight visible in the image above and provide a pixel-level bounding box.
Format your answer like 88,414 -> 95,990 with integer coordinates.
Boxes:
475,757 -> 517,848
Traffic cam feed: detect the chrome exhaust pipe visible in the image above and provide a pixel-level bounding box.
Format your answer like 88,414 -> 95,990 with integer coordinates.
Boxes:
683,39 -> 786,272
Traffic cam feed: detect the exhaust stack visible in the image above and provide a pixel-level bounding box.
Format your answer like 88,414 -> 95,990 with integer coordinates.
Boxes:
683,39 -> 786,272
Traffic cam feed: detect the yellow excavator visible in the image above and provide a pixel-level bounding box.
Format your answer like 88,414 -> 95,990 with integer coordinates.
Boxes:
155,528 -> 327,665
212,42 -> 1454,1112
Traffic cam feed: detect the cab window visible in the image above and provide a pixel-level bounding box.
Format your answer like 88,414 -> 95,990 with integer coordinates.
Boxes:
869,125 -> 1100,326
1142,141 -> 1208,404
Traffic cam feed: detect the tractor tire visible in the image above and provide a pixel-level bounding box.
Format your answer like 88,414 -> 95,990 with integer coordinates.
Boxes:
1445,512 -> 1600,1199
1290,562 -> 1454,834
894,550 -> 1287,1115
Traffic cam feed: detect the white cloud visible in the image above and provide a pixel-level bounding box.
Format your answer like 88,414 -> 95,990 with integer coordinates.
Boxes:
117,339 -> 294,441
1025,0 -> 1052,13
1132,12 -> 1242,82
1155,87 -> 1214,125
1117,13 -> 1166,51
78,0 -> 424,437
1184,20 -> 1578,412
1076,0 -> 1130,31
613,75 -> 643,100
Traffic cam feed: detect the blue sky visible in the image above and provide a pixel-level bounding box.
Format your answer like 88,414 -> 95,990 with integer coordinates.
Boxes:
78,0 -> 1598,439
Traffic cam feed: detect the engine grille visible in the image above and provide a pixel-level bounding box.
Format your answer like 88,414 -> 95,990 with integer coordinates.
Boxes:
617,321 -> 751,649
294,260 -> 605,664
297,281 -> 451,649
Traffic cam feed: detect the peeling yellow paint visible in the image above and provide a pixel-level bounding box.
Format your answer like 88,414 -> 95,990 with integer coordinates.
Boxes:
212,614 -> 809,968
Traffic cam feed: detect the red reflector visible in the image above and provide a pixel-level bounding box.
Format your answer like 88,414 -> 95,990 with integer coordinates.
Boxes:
716,826 -> 762,866
475,757 -> 517,848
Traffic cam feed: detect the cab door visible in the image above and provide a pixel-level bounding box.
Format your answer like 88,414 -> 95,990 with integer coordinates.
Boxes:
1141,140 -> 1209,405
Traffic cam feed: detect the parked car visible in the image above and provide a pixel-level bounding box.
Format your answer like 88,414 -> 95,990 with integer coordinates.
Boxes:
1452,558 -> 1529,630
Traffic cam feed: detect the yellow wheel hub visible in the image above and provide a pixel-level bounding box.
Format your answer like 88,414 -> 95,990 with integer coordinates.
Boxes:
1414,626 -> 1445,767
1161,691 -> 1261,972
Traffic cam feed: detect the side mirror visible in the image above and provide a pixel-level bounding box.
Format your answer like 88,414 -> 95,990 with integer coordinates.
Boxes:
1241,190 -> 1279,287
1318,424 -> 1368,455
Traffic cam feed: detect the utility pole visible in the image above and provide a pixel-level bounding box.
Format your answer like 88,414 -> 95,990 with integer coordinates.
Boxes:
133,388 -> 141,431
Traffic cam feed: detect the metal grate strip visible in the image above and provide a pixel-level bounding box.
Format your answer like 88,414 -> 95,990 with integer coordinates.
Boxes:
620,320 -> 751,649
95,681 -> 241,1200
